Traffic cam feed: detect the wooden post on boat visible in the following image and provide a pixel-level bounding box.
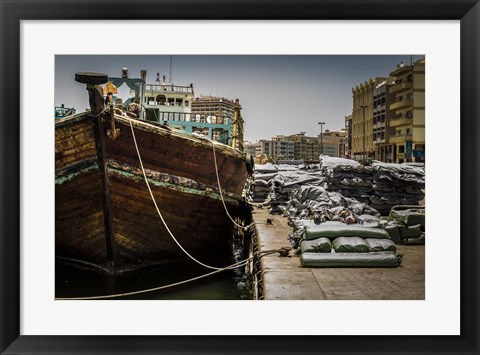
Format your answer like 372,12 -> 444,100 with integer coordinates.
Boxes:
104,81 -> 120,140
75,72 -> 117,275
231,99 -> 240,150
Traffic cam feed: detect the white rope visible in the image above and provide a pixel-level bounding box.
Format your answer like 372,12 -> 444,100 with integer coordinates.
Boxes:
128,118 -> 249,271
90,105 -> 108,118
54,117 -> 262,300
56,249 -> 283,300
56,258 -> 251,300
212,142 -> 255,230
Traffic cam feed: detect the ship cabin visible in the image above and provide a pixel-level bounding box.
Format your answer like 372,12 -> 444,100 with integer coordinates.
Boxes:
103,69 -> 237,147
142,75 -> 233,146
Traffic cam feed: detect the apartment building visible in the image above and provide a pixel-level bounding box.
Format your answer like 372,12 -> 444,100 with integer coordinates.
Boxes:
287,133 -> 321,161
373,79 -> 396,162
272,136 -> 295,160
320,129 -> 348,158
388,58 -> 425,163
351,77 -> 388,160
191,96 -> 245,151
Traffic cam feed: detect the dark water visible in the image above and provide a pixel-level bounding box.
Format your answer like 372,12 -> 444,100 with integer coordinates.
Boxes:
55,240 -> 251,300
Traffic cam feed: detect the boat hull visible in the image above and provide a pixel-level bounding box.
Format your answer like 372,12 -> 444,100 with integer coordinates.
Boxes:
55,113 -> 248,273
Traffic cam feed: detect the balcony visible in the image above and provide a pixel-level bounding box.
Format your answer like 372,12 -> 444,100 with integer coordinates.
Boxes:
390,81 -> 413,94
373,122 -> 386,129
389,133 -> 412,144
389,117 -> 413,127
373,137 -> 386,144
390,99 -> 413,110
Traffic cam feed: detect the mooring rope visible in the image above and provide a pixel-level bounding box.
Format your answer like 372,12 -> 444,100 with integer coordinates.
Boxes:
127,118 -> 253,271
56,249 -> 283,300
211,142 -> 255,230
56,258 -> 250,301
89,106 -> 109,118
56,117 -> 271,301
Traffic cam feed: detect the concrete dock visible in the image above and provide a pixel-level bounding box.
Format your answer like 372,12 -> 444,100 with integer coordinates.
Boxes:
252,208 -> 425,300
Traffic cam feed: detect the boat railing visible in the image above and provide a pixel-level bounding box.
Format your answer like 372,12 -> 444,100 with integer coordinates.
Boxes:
145,84 -> 194,94
146,110 -> 232,125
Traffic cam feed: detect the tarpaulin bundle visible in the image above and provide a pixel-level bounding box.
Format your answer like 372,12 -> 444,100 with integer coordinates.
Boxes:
365,238 -> 397,252
254,163 -> 278,174
267,170 -> 325,214
332,237 -> 370,253
302,223 -> 390,240
300,237 -> 332,253
385,206 -> 425,245
283,185 -> 380,223
370,162 -> 425,215
247,164 -> 305,205
300,251 -> 400,268
319,156 -> 374,204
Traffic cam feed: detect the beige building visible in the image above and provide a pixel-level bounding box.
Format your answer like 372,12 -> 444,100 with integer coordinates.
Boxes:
388,58 -> 425,163
191,96 -> 245,151
287,133 -> 321,161
352,77 -> 388,160
320,129 -> 347,158
373,79 -> 396,162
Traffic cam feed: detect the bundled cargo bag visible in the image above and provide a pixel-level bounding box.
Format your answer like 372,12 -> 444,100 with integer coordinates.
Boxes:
301,251 -> 400,268
384,224 -> 401,244
403,233 -> 425,245
332,237 -> 370,253
300,237 -> 332,253
304,224 -> 390,240
365,238 -> 396,252
400,224 -> 422,238
405,213 -> 425,228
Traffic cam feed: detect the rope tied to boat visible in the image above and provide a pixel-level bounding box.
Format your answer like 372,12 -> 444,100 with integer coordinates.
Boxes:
127,117 -> 252,271
55,118 -> 269,301
55,248 -> 286,300
211,141 -> 255,230
89,105 -> 109,118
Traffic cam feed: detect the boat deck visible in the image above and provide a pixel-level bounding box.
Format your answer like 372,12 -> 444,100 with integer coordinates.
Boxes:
252,208 -> 425,300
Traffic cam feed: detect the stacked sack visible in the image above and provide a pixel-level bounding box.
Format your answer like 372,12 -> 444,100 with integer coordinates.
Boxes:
319,156 -> 374,204
284,185 -> 379,223
247,163 -> 278,203
370,162 -> 425,216
291,220 -> 401,268
384,205 -> 425,245
268,169 -> 324,214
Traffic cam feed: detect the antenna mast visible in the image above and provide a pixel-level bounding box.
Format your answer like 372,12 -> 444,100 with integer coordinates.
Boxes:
169,55 -> 172,84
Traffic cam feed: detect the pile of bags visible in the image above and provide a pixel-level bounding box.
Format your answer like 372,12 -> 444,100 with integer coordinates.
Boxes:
384,206 -> 425,245
370,162 -> 425,215
247,158 -> 425,219
290,220 -> 401,268
247,163 -> 279,203
247,163 -> 301,205
268,171 -> 325,214
283,185 -> 379,223
319,156 -> 374,204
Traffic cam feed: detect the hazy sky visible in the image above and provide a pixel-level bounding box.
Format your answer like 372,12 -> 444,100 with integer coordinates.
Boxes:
55,55 -> 422,142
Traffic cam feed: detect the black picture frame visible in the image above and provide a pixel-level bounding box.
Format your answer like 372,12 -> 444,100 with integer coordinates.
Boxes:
1,0 -> 479,354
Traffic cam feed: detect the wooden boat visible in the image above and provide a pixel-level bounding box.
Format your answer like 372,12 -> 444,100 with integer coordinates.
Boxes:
55,73 -> 252,273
